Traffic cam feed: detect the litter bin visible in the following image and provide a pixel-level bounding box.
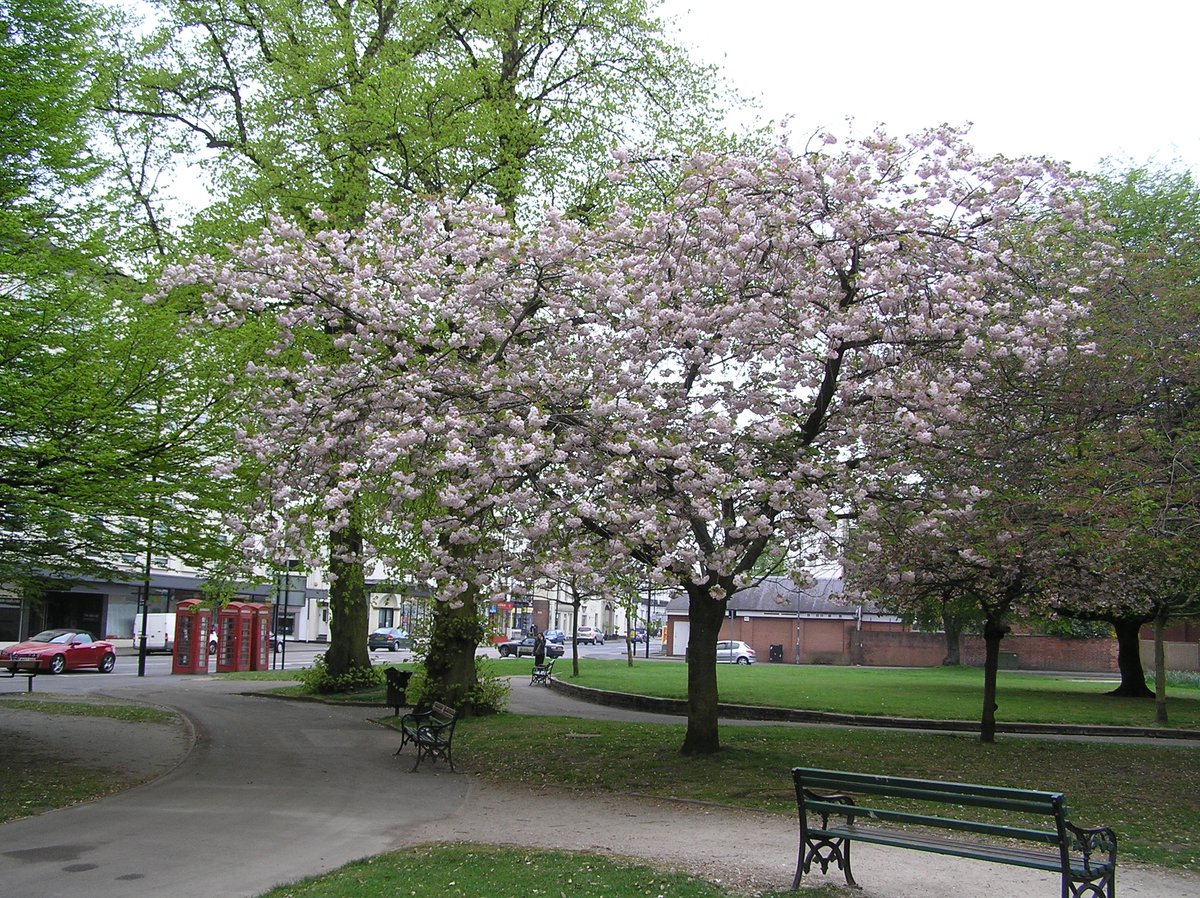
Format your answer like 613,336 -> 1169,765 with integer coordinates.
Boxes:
385,668 -> 413,714
769,644 -> 784,663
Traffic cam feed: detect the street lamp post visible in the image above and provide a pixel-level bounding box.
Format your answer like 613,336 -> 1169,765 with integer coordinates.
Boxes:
645,580 -> 651,659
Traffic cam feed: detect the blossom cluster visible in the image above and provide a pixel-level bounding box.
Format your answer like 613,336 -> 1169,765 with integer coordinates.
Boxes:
160,126 -> 1113,603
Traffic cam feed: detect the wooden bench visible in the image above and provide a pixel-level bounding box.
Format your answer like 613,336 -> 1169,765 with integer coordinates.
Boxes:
530,657 -> 555,686
0,658 -> 40,692
792,767 -> 1116,898
396,701 -> 458,772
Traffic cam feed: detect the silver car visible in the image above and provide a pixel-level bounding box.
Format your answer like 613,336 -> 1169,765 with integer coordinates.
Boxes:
716,640 -> 756,664
575,626 -> 605,645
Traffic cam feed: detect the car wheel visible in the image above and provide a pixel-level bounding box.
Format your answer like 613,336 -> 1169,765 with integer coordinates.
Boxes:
98,652 -> 116,673
737,656 -> 750,664
390,644 -> 398,652
49,654 -> 66,675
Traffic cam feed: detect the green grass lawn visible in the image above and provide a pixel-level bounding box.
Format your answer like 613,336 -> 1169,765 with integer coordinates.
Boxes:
559,659 -> 1200,729
255,844 -> 834,898
431,713 -> 1199,872
0,694 -> 181,824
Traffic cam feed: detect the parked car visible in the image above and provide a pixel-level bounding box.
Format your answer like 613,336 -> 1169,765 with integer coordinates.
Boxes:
498,636 -> 565,658
0,629 -> 116,674
575,626 -> 605,645
368,627 -> 409,652
628,628 -> 647,643
716,639 -> 756,664
544,629 -> 566,644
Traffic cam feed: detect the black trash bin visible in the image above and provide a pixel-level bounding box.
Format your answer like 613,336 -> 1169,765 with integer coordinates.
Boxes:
769,644 -> 783,663
385,667 -> 413,714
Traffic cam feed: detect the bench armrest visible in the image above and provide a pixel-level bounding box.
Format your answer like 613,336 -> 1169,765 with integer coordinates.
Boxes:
801,789 -> 858,828
400,708 -> 435,729
1066,822 -> 1117,874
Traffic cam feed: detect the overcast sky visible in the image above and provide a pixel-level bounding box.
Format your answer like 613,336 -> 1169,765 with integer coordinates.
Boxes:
656,0 -> 1198,175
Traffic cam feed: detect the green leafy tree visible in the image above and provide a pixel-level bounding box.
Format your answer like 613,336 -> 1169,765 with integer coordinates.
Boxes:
1,0 -> 257,611
114,0 -> 731,688
1041,167 -> 1200,703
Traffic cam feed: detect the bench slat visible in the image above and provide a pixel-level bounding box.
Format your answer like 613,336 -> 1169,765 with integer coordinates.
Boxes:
796,768 -> 1063,814
803,799 -> 1062,844
812,825 -> 1077,872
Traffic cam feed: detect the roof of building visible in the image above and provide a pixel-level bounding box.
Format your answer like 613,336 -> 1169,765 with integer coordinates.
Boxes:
665,575 -> 893,619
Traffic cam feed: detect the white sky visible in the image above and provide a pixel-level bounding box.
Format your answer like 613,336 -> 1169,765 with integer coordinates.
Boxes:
657,0 -> 1199,175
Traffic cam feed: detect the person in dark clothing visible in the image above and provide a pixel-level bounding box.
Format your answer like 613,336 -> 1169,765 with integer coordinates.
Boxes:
533,629 -> 546,666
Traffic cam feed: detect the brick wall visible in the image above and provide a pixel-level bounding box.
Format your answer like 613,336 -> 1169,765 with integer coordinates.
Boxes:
852,630 -> 1119,672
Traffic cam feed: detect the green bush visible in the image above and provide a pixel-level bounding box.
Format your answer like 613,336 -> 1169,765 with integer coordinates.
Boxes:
470,657 -> 510,713
403,657 -> 510,713
296,654 -> 383,694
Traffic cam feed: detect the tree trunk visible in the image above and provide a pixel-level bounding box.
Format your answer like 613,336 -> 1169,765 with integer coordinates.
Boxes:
1154,605 -> 1168,724
1108,616 -> 1154,697
422,591 -> 484,712
941,610 -> 963,666
681,586 -> 726,756
323,522 -> 370,676
979,613 -> 1009,743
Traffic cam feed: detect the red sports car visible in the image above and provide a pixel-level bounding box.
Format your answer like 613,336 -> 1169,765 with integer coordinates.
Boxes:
0,629 -> 117,674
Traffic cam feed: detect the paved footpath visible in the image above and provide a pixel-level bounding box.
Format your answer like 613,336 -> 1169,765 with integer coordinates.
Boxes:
1,673 -> 1197,898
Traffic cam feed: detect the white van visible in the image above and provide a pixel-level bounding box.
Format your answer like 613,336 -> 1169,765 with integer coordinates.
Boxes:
133,613 -> 177,653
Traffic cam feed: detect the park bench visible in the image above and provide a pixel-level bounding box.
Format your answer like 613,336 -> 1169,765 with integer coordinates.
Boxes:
0,658 -> 40,692
396,701 -> 458,772
530,657 -> 555,686
792,767 -> 1116,898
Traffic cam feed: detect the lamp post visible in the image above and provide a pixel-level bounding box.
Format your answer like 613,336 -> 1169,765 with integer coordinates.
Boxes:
645,579 -> 651,659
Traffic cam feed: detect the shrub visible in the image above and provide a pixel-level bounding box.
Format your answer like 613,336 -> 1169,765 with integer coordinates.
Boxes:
403,657 -> 510,714
297,654 -> 383,694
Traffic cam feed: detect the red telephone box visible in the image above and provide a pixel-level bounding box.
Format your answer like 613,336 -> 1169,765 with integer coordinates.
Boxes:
215,602 -> 257,672
172,599 -> 212,675
248,603 -> 272,670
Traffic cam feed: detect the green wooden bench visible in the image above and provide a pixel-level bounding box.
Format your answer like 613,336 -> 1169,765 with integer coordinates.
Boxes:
0,658 -> 40,692
396,701 -> 458,772
792,767 -> 1116,898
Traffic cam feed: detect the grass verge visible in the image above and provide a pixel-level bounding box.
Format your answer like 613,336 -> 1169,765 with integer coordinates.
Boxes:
562,660 -> 1200,728
254,843 -> 839,898
0,694 -> 182,824
0,759 -> 129,824
0,695 -> 177,724
380,712 -> 1200,873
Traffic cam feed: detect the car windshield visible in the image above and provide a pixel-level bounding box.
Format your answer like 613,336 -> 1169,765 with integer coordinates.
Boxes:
30,629 -> 75,644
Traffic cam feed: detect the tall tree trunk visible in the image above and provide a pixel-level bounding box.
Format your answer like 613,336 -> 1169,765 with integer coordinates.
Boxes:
941,610 -> 963,666
324,521 -> 370,676
1154,605 -> 1168,724
979,613 -> 1009,744
681,586 -> 726,756
422,592 -> 484,711
1108,616 -> 1154,697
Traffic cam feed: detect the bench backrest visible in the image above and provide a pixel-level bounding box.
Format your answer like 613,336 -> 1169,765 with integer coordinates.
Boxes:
431,701 -> 457,724
793,767 -> 1068,846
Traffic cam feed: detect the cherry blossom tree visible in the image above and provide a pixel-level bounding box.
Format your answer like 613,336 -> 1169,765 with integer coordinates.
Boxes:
514,128 -> 1112,753
165,126 -> 1113,746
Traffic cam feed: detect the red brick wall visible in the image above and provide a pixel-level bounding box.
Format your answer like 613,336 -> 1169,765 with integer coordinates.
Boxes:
676,616 -> 1121,672
853,631 -> 1118,672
